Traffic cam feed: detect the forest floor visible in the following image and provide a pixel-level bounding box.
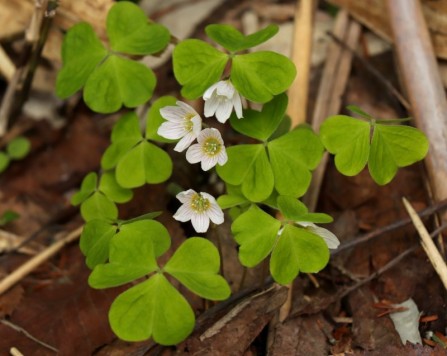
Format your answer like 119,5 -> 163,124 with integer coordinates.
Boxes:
0,0 -> 446,355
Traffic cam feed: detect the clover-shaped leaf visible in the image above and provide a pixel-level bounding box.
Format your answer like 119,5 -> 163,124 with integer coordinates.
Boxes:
81,218 -> 169,269
320,115 -> 429,185
229,94 -> 288,141
164,238 -> 231,300
83,55 -> 156,113
173,39 -> 229,99
231,52 -> 296,103
109,274 -> 195,344
270,224 -> 329,285
268,126 -> 324,197
216,144 -> 274,202
107,1 -> 170,55
205,24 -> 279,52
101,113 -> 173,188
56,2 -> 170,113
231,205 -> 281,267
71,172 -> 133,221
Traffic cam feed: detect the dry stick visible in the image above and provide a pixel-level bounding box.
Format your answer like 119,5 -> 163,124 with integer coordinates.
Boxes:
278,0 -> 316,323
1,319 -> 58,353
303,14 -> 360,212
0,45 -> 15,82
334,198 -> 447,255
403,198 -> 447,290
326,32 -> 410,110
387,0 -> 447,208
0,226 -> 82,295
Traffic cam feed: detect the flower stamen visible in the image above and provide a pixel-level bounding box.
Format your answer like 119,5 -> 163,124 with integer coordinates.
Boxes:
190,193 -> 210,213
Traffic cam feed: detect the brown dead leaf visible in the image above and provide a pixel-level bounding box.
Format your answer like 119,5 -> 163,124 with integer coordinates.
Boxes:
0,285 -> 24,318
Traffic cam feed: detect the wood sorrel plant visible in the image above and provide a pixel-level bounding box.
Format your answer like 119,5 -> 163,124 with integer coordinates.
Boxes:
56,1 -> 429,346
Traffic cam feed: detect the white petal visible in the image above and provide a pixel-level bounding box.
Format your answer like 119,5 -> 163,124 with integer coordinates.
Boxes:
204,95 -> 219,117
176,101 -> 198,115
174,132 -> 196,152
200,192 -> 217,205
191,116 -> 202,136
186,144 -> 203,164
215,99 -> 233,123
216,81 -> 235,98
201,155 -> 218,171
233,93 -> 243,119
207,203 -> 224,224
160,106 -> 185,122
173,204 -> 193,222
203,82 -> 219,100
308,226 -> 340,249
217,149 -> 228,166
296,221 -> 316,228
157,122 -> 186,139
176,189 -> 196,203
197,128 -> 221,144
191,213 -> 210,233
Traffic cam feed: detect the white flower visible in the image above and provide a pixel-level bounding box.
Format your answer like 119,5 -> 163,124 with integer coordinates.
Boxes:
186,128 -> 228,171
173,189 -> 224,233
157,101 -> 202,152
296,221 -> 340,249
203,80 -> 243,123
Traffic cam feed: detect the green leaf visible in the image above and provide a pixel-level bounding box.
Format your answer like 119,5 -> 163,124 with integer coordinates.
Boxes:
56,22 -> 107,98
173,39 -> 228,99
268,127 -> 324,197
231,51 -> 296,103
101,112 -> 143,170
320,115 -> 429,184
346,105 -> 373,119
320,115 -> 370,176
217,194 -> 248,209
7,137 -> 31,160
0,152 -> 10,173
205,24 -> 279,52
270,224 -> 330,285
81,192 -> 118,221
164,238 -> 230,300
277,196 -> 308,220
99,171 -> 133,203
109,274 -> 195,344
89,228 -> 158,288
369,124 -> 429,185
84,55 -> 156,113
107,2 -> 170,55
216,144 -> 274,202
231,205 -> 281,267
0,210 -> 19,226
121,211 -> 162,225
71,172 -> 98,205
80,219 -> 117,268
115,140 -> 172,188
145,96 -> 178,142
296,213 -> 333,224
229,94 -> 288,141
269,115 -> 291,141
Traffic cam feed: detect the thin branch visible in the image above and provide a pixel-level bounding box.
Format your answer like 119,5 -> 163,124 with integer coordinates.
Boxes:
333,198 -> 447,255
327,31 -> 411,110
1,319 -> 58,353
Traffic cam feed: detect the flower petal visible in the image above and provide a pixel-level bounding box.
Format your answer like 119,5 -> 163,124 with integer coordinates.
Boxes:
232,92 -> 243,119
191,116 -> 202,136
203,82 -> 219,100
191,213 -> 210,233
215,99 -> 233,123
204,95 -> 219,118
176,101 -> 198,116
207,203 -> 224,225
201,155 -> 219,171
173,204 -> 193,222
217,149 -> 228,166
160,106 -> 185,122
308,226 -> 340,249
157,122 -> 186,139
186,144 -> 203,164
174,132 -> 196,152
216,81 -> 235,98
176,189 -> 196,203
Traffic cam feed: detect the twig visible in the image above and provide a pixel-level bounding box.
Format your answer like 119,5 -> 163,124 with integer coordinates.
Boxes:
0,45 -> 15,81
1,319 -> 58,353
333,198 -> 447,255
0,226 -> 82,295
403,198 -> 447,290
326,31 -> 410,110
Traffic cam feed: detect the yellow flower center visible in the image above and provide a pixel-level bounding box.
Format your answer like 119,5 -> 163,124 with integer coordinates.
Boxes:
183,113 -> 195,131
190,193 -> 210,213
202,138 -> 221,156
